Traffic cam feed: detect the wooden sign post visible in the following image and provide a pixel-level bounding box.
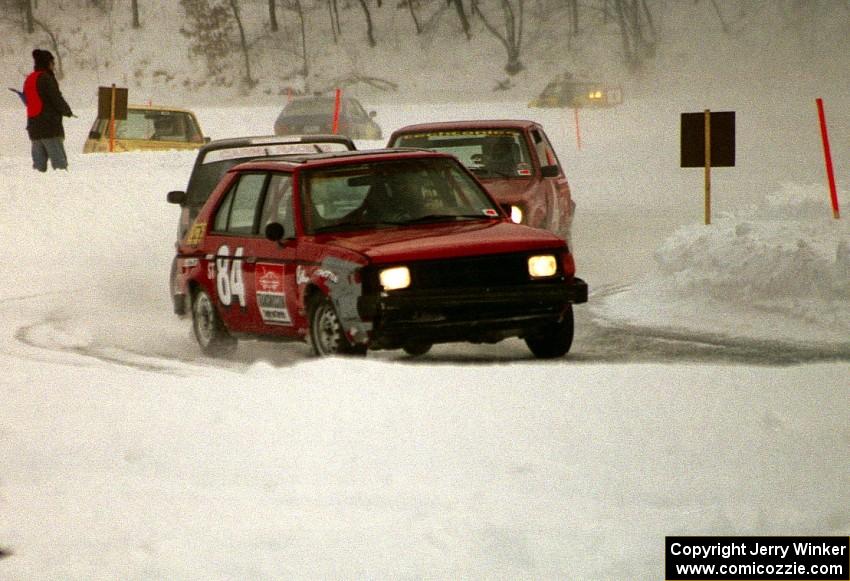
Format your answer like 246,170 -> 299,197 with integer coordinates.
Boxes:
681,110 -> 735,225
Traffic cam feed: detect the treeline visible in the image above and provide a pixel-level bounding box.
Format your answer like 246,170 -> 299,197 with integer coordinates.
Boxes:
2,0 -> 846,90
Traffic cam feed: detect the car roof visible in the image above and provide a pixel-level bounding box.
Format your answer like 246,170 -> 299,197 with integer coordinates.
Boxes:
390,120 -> 539,135
127,104 -> 197,114
230,148 -> 446,171
198,134 -> 356,154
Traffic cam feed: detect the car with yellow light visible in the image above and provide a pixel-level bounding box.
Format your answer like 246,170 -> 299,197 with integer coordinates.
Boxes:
529,76 -> 623,108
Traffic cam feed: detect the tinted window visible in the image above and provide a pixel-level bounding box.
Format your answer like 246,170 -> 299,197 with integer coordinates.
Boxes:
212,173 -> 268,235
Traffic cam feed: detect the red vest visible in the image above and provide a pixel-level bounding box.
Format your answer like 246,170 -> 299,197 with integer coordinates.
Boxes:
24,71 -> 44,118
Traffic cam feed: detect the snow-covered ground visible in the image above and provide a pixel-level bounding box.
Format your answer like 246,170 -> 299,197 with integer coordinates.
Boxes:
1,96 -> 848,579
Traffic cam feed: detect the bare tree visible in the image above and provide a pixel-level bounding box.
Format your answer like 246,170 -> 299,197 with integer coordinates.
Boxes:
228,0 -> 256,87
278,0 -> 309,76
357,0 -> 377,47
471,0 -> 525,75
568,0 -> 578,35
406,0 -> 422,34
25,0 -> 35,33
611,0 -> 655,72
327,0 -> 342,42
449,0 -> 471,39
269,0 -> 278,31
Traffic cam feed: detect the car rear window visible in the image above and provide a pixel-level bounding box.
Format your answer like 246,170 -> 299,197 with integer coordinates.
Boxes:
113,110 -> 201,142
392,130 -> 533,179
185,142 -> 352,208
283,99 -> 336,115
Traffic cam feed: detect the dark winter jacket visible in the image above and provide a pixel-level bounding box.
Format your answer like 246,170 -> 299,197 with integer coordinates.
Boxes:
24,69 -> 73,140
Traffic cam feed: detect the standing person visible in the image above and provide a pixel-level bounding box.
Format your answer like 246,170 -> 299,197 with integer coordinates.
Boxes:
23,49 -> 73,172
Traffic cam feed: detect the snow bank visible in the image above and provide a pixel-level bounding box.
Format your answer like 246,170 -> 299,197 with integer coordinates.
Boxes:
595,183 -> 850,346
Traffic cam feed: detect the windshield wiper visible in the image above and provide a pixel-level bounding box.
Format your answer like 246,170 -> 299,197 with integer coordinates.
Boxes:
401,214 -> 492,225
312,220 -> 405,233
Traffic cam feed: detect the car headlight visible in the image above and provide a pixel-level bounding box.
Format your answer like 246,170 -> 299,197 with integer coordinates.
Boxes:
528,255 -> 557,278
379,266 -> 411,290
510,205 -> 524,224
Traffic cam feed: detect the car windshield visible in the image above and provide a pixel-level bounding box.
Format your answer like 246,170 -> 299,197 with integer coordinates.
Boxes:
392,129 -> 533,179
302,158 -> 500,234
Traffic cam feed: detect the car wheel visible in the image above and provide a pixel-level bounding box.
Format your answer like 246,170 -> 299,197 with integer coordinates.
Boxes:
192,288 -> 237,356
524,306 -> 574,359
309,297 -> 367,357
402,341 -> 432,357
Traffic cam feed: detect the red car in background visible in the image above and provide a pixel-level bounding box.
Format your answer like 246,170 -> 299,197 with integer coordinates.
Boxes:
174,149 -> 587,358
387,120 -> 574,242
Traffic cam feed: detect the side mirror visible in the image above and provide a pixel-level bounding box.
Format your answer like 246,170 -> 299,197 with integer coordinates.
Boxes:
167,190 -> 187,205
541,165 -> 560,178
204,136 -> 211,143
88,130 -> 101,139
264,222 -> 285,242
369,110 -> 377,118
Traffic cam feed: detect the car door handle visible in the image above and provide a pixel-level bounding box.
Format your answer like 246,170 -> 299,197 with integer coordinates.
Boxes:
245,256 -> 257,264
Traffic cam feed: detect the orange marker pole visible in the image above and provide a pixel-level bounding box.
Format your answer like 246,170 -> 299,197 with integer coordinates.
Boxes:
332,88 -> 342,135
816,98 -> 840,219
108,84 -> 116,153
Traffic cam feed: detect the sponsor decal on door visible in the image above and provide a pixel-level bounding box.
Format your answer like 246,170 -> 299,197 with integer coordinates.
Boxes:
256,263 -> 292,325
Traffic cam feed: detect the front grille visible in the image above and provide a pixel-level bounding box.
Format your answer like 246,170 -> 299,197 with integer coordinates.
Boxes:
409,252 -> 551,289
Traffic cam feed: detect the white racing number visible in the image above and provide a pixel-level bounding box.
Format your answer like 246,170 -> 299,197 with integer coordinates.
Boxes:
215,245 -> 246,307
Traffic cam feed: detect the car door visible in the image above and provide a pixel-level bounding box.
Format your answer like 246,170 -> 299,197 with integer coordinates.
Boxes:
239,172 -> 301,338
204,172 -> 269,333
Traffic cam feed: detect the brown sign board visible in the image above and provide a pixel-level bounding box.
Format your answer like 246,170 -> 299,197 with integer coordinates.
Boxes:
97,86 -> 128,120
680,111 -> 735,167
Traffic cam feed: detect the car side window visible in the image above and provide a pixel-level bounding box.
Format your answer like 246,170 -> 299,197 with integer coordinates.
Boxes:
259,173 -> 295,235
115,110 -> 154,140
531,129 -> 561,173
212,173 -> 268,235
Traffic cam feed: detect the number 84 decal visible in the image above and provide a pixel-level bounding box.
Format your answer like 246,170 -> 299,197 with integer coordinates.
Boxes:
210,245 -> 246,307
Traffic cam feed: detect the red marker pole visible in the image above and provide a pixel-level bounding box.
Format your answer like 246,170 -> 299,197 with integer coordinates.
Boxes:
816,98 -> 840,219
332,88 -> 342,135
573,107 -> 582,150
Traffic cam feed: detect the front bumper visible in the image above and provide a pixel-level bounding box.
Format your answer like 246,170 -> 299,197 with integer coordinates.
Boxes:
359,278 -> 588,349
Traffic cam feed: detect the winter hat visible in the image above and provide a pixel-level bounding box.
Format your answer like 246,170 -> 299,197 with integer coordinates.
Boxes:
32,49 -> 54,71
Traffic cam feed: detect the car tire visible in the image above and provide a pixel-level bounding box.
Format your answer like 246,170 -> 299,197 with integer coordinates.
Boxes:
524,306 -> 574,359
309,296 -> 367,357
192,288 -> 237,356
402,342 -> 432,357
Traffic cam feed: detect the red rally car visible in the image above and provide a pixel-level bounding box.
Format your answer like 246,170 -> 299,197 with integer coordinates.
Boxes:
387,120 -> 575,242
174,149 -> 588,358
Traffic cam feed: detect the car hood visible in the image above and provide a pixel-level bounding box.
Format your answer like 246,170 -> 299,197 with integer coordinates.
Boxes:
478,177 -> 536,204
319,220 -> 564,264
